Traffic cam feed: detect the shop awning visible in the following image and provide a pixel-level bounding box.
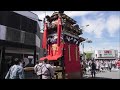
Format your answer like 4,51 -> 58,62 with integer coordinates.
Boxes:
40,54 -> 62,61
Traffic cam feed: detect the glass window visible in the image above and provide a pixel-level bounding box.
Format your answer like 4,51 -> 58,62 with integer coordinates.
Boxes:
24,32 -> 35,45
0,11 -> 20,29
7,11 -> 20,29
21,16 -> 37,33
0,11 -> 8,26
0,11 -> 37,34
6,27 -> 21,43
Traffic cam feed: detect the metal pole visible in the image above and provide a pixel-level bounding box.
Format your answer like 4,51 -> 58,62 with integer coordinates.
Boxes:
44,11 -> 46,17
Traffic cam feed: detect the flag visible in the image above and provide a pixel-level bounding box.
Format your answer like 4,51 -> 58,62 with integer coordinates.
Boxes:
57,17 -> 62,46
42,23 -> 47,49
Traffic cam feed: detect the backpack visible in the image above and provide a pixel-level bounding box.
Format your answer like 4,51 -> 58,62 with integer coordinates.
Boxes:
39,64 -> 52,79
44,65 -> 52,79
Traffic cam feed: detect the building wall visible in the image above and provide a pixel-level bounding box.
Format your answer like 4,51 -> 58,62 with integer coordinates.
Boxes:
0,11 -> 44,78
0,11 -> 43,55
13,11 -> 39,21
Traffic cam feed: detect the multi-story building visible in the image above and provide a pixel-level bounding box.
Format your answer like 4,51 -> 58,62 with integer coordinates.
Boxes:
0,11 -> 44,78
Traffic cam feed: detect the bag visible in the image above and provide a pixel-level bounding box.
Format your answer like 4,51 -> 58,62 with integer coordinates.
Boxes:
37,64 -> 43,79
38,64 -> 53,79
44,65 -> 52,79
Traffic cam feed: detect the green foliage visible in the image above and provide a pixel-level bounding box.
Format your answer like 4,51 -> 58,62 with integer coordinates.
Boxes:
85,53 -> 93,60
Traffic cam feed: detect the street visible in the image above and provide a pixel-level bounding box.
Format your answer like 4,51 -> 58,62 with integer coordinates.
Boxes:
83,69 -> 120,79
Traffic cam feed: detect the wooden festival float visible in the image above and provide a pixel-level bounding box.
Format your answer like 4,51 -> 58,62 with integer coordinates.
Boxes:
40,11 -> 85,79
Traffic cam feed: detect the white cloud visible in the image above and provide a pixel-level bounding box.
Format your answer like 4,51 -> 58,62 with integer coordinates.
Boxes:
32,11 -> 120,53
64,11 -> 96,17
82,43 -> 120,52
81,17 -> 105,38
97,13 -> 104,17
93,42 -> 120,51
32,11 -> 96,30
32,11 -> 120,38
32,11 -> 54,20
106,15 -> 120,37
80,12 -> 120,38
32,11 -> 55,32
32,11 -> 96,20
80,38 -> 120,52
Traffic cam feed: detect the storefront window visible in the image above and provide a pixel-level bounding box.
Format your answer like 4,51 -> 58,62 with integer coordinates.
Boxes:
23,55 -> 36,67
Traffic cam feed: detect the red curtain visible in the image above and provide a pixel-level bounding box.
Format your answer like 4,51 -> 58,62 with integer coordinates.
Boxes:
57,17 -> 62,46
64,43 -> 81,73
40,43 -> 64,61
42,23 -> 47,49
49,43 -> 63,57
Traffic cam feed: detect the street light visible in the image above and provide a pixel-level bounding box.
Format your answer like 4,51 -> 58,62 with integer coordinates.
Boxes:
80,24 -> 89,31
81,39 -> 92,61
80,24 -> 89,29
38,19 -> 42,21
79,24 -> 90,61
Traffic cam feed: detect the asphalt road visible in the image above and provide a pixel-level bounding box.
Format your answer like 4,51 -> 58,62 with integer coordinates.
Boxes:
83,69 -> 120,79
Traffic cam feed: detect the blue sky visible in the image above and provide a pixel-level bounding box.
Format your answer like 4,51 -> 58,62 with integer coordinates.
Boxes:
32,11 -> 120,52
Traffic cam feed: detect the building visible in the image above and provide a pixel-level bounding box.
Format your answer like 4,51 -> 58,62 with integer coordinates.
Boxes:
0,11 -> 44,78
94,49 -> 118,60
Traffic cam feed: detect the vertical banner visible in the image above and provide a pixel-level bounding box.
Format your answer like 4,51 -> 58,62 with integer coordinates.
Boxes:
68,44 -> 71,61
64,43 -> 81,73
42,23 -> 47,49
57,17 -> 62,46
76,46 -> 78,61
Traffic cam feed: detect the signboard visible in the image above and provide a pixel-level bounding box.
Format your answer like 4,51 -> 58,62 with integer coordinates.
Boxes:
103,50 -> 113,57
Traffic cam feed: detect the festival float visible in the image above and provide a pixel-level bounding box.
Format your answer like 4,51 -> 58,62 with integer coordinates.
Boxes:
40,11 -> 85,79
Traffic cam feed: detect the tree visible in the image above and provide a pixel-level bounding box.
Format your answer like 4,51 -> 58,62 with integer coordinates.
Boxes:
85,53 -> 93,60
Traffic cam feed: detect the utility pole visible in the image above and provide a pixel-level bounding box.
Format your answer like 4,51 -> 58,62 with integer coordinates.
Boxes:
81,39 -> 92,61
82,43 -> 85,61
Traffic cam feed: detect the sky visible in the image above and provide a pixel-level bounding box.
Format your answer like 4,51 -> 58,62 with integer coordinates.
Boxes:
32,11 -> 120,53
